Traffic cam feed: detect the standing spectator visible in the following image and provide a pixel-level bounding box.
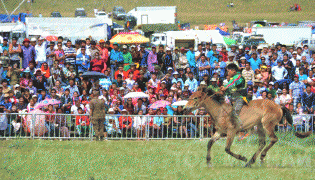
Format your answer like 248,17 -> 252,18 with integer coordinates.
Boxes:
186,45 -> 196,74
76,40 -> 91,56
89,41 -> 99,60
35,37 -> 46,68
184,72 -> 198,93
289,75 -> 306,109
139,44 -> 149,66
248,52 -> 262,71
9,37 -> 22,68
196,54 -> 210,81
134,98 -> 146,114
172,47 -> 180,71
162,47 -> 173,73
46,42 -> 56,67
118,109 -> 132,137
133,110 -> 146,139
21,39 -> 36,69
278,45 -> 292,60
97,39 -> 109,67
122,45 -> 132,72
64,40 -> 76,65
54,42 -> 65,66
76,46 -> 90,73
195,44 -> 204,64
242,62 -> 255,84
279,89 -> 292,108
282,54 -> 294,80
89,89 -> 106,140
272,60 -> 288,82
110,43 -> 123,78
0,37 -> 9,53
157,45 -> 165,67
7,64 -> 20,86
301,85 -> 315,113
147,45 -> 157,72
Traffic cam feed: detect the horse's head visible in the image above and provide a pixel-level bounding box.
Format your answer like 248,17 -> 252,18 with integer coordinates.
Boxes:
183,88 -> 216,114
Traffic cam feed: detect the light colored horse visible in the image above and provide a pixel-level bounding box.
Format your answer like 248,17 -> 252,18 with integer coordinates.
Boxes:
183,88 -> 312,167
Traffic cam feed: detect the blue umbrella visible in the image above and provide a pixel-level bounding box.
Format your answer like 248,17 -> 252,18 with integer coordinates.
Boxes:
81,71 -> 106,79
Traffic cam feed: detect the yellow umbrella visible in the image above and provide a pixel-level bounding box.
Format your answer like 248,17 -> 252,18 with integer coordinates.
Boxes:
110,32 -> 149,44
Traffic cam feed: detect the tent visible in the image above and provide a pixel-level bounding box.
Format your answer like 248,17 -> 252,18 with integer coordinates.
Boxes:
110,32 -> 149,44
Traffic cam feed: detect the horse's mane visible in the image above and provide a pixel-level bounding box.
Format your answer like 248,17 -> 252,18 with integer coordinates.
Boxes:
203,88 -> 225,104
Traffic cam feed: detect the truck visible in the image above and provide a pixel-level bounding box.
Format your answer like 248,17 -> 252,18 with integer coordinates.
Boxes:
127,6 -> 176,26
150,30 -> 227,50
0,21 -> 26,44
25,17 -> 110,42
295,38 -> 315,51
251,26 -> 312,46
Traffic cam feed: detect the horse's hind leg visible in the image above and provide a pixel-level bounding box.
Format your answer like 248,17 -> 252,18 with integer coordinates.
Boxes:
245,123 -> 266,167
225,129 -> 248,162
260,124 -> 278,164
206,132 -> 220,167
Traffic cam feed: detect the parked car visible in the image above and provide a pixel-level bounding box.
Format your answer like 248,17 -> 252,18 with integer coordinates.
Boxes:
244,36 -> 267,47
113,6 -> 126,20
295,38 -> 315,51
75,8 -> 87,17
51,11 -> 62,17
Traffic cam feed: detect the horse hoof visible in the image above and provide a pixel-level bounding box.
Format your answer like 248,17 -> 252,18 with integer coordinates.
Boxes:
240,156 -> 248,162
244,163 -> 251,168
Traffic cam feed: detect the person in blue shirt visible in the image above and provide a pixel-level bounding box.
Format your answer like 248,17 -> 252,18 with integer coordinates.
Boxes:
0,37 -> 9,53
163,47 -> 173,73
248,52 -> 262,71
1,94 -> 12,113
76,46 -> 90,72
211,55 -> 226,79
184,72 -> 198,93
139,45 -> 149,66
206,44 -> 219,62
37,89 -> 51,102
110,43 -> 123,78
186,45 -> 196,74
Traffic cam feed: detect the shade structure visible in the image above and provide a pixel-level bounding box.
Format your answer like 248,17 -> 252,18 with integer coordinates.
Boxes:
172,100 -> 188,106
123,92 -> 149,99
110,32 -> 149,44
150,100 -> 171,109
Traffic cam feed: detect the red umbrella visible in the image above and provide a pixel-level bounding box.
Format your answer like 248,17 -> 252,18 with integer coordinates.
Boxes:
150,100 -> 171,109
45,35 -> 58,41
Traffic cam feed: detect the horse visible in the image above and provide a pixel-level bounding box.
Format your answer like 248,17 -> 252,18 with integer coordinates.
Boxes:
183,88 -> 312,167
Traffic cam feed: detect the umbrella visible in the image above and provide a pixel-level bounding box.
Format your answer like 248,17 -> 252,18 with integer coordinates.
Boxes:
150,100 -> 171,109
110,32 -> 149,44
172,100 -> 188,106
223,37 -> 236,45
45,35 -> 58,41
24,109 -> 47,136
35,98 -> 61,109
81,71 -> 106,79
123,92 -> 149,99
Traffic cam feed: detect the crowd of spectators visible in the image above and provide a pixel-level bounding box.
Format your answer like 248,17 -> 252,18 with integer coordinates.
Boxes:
0,35 -> 314,137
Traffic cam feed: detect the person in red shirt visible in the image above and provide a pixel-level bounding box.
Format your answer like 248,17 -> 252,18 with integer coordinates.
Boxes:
96,39 -> 109,63
156,81 -> 169,97
90,51 -> 107,73
126,64 -> 140,81
114,65 -> 127,80
119,109 -> 132,137
75,107 -> 90,137
132,82 -> 142,92
219,47 -> 228,62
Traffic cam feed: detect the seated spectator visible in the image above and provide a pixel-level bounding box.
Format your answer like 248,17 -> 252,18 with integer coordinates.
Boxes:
71,99 -> 84,114
279,89 -> 292,108
174,106 -> 187,138
114,65 -> 127,80
75,107 -> 90,137
118,109 -> 132,137
45,104 -> 56,137
272,60 -> 288,82
55,108 -> 70,138
105,108 -> 121,138
133,110 -> 146,139
90,51 -> 106,73
301,85 -> 315,114
76,46 -> 90,72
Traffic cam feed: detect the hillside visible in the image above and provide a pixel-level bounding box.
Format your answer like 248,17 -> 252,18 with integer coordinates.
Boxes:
1,0 -> 315,28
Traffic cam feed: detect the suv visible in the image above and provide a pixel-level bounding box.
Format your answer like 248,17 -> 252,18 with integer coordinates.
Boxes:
113,6 -> 126,20
51,11 -> 62,17
75,8 -> 87,17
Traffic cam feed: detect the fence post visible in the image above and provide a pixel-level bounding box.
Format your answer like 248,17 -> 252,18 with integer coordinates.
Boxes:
146,116 -> 149,141
200,115 -> 204,141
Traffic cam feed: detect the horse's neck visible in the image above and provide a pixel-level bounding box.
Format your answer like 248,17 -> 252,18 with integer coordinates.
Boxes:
201,97 -> 222,120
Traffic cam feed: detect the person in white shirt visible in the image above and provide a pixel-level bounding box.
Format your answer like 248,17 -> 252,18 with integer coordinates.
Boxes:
76,40 -> 91,56
35,37 -> 47,68
272,60 -> 288,81
290,51 -> 298,67
125,73 -> 135,90
71,99 -> 85,114
133,110 -> 146,139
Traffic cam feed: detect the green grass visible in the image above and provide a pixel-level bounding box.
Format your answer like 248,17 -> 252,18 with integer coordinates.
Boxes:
1,0 -> 315,28
0,132 -> 314,179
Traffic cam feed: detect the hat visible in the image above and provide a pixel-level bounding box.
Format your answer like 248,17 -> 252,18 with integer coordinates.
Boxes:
292,51 -> 297,54
251,51 -> 257,54
119,87 -> 125,90
294,74 -> 299,78
32,95 -> 38,98
152,45 -> 156,48
14,84 -> 20,88
30,37 -> 37,42
210,78 -> 217,82
276,89 -> 282,94
4,93 -> 9,98
113,42 -> 118,45
122,45 -> 127,49
184,84 -> 189,87
240,56 -> 246,60
260,65 -> 267,69
167,67 -> 173,71
173,71 -> 179,75
131,45 -> 136,48
175,47 -> 179,50
161,81 -> 167,84
23,38 -> 30,43
269,82 -> 274,85
165,47 -> 171,51
170,87 -> 177,91
200,81 -> 206,85
247,81 -> 253,86
99,39 -> 105,43
108,108 -> 115,113
239,45 -> 243,49
228,52 -> 235,57
38,36 -> 45,41
122,109 -> 128,112
160,94 -> 165,97
257,46 -> 263,50
3,37 -> 8,41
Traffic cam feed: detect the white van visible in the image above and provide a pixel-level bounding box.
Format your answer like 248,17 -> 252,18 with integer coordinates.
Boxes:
295,38 -> 315,51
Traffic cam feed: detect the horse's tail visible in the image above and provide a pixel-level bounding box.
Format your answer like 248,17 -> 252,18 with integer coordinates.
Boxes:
281,107 -> 312,138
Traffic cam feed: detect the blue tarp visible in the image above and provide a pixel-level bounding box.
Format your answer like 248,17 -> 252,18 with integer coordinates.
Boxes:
215,27 -> 230,36
312,28 -> 315,34
0,13 -> 30,23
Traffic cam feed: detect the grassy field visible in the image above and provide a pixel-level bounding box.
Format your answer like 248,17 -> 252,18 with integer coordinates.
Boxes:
0,132 -> 314,179
1,0 -> 315,28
